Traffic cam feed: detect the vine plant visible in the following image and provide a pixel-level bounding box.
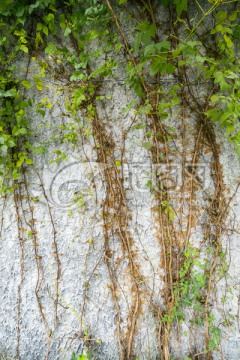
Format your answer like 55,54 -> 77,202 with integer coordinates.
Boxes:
0,0 -> 239,359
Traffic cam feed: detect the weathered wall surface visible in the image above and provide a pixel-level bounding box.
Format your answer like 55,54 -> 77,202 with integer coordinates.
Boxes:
0,2 -> 240,360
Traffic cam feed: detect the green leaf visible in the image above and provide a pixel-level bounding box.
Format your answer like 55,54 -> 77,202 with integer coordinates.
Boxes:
1,90 -> 14,97
215,10 -> 227,22
214,71 -> 230,91
229,11 -> 238,22
36,31 -> 43,48
141,141 -> 152,150
37,23 -> 43,31
45,13 -> 54,23
115,43 -> 123,51
43,25 -> 49,36
12,168 -> 19,180
49,22 -> 56,34
64,27 -> 71,37
165,63 -> 175,74
28,1 -> 40,14
25,158 -> 33,165
1,145 -> 8,152
224,34 -> 233,48
130,78 -> 144,97
16,159 -> 23,167
45,42 -> 57,55
20,45 -> 28,53
137,21 -> 156,45
144,44 -> 156,57
149,59 -> 161,76
149,59 -> 167,76
36,81 -> 43,91
21,80 -> 31,89
132,123 -> 146,130
156,40 -> 170,51
173,0 -> 188,16
15,6 -> 25,17
144,41 -> 170,57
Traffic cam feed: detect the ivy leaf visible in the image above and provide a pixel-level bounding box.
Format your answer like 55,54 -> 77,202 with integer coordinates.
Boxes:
25,158 -> 33,165
64,28 -> 72,37
45,42 -> 57,55
20,45 -> 28,53
8,140 -> 15,147
141,142 -> 152,150
1,145 -> 8,153
42,25 -> 49,36
149,58 -> 169,76
214,71 -> 230,91
15,6 -> 25,17
205,108 -> 223,122
1,90 -> 13,97
173,0 -> 188,16
45,13 -> 54,23
224,34 -> 233,48
21,80 -> 31,89
132,123 -> 146,130
144,44 -> 156,57
149,59 -> 162,76
28,1 -> 40,14
37,23 -> 42,32
144,41 -> 170,57
12,168 -> 19,180
165,63 -> 175,74
36,81 -> 43,91
130,78 -> 144,97
156,40 -> 170,51
137,21 -> 156,45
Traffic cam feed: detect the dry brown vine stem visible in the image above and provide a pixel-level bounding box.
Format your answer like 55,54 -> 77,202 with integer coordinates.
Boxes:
35,170 -> 61,327
20,175 -> 53,359
13,186 -> 25,359
91,107 -> 143,359
102,2 -> 180,356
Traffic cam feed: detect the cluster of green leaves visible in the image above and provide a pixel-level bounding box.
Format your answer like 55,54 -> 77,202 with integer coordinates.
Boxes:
0,0 -> 61,192
0,17 -> 30,191
123,1 -> 240,155
163,245 -> 222,352
0,0 -> 116,191
0,0 -> 239,194
71,350 -> 92,360
204,9 -> 240,156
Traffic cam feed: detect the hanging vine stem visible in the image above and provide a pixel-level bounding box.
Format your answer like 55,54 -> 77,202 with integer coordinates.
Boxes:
13,186 -> 25,359
91,107 -> 143,359
35,170 -> 61,327
20,174 -> 52,355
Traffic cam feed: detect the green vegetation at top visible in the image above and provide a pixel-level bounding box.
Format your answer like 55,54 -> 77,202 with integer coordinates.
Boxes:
0,0 -> 239,195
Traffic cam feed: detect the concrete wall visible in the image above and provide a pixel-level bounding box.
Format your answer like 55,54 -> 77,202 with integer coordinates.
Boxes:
0,4 -> 240,360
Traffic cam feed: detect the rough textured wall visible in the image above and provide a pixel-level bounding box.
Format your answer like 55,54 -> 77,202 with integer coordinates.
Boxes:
0,2 -> 240,360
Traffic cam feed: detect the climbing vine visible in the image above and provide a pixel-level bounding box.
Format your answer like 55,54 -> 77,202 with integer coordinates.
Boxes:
0,0 -> 240,359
